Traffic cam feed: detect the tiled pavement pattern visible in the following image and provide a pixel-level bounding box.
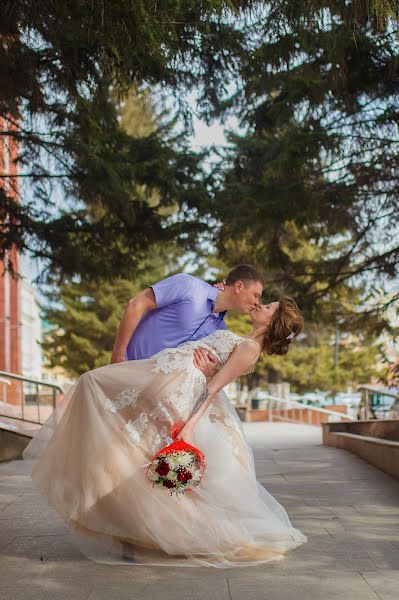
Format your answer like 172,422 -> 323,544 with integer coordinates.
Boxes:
0,421 -> 398,599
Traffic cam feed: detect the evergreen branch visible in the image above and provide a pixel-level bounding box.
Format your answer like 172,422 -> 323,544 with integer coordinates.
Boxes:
0,173 -> 68,178
2,115 -> 73,173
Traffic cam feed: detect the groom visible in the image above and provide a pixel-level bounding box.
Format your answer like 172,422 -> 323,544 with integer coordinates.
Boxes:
110,264 -> 265,376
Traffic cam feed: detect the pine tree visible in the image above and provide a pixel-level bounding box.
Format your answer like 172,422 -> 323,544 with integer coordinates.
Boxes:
211,1 -> 399,329
1,0 -> 245,280
41,86 -> 188,375
2,1 -> 399,287
213,229 -> 389,393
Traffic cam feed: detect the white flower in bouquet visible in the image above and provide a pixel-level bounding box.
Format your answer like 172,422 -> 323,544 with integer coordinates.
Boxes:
166,470 -> 178,481
176,452 -> 194,467
165,455 -> 179,469
190,468 -> 202,482
147,469 -> 160,482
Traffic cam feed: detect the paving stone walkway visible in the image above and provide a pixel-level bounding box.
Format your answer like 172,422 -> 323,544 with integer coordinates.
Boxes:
0,421 -> 398,599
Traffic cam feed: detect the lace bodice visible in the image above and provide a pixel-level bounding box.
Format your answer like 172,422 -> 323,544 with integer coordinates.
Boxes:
179,329 -> 260,374
150,329 -> 259,381
182,329 -> 249,364
103,329 -> 260,445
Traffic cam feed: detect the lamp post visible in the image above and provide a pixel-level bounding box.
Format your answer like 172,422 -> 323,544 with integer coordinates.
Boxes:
332,320 -> 341,405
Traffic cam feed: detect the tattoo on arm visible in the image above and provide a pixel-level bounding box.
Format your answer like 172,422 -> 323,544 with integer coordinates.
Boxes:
188,388 -> 210,419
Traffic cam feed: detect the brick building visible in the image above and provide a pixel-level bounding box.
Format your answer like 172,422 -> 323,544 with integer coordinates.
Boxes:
0,116 -> 21,387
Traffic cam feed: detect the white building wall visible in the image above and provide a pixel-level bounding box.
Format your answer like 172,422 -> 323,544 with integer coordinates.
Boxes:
19,279 -> 42,380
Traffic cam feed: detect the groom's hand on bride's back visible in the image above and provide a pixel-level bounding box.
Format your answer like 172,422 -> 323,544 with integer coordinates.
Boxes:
110,352 -> 126,364
193,348 -> 218,379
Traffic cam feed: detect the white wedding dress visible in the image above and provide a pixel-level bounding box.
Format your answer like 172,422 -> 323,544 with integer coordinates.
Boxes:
24,330 -> 307,568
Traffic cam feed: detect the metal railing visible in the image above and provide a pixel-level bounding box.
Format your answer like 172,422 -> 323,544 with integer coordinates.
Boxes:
0,370 -> 64,425
256,393 -> 355,426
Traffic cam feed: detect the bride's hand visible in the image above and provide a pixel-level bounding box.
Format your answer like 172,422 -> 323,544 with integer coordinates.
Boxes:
193,348 -> 218,379
175,423 -> 194,445
213,279 -> 226,291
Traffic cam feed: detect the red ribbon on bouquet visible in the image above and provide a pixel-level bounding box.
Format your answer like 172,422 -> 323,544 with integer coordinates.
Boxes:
151,438 -> 205,467
152,418 -> 205,467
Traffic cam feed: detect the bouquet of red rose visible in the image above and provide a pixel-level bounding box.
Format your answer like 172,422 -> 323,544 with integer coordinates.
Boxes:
145,420 -> 206,496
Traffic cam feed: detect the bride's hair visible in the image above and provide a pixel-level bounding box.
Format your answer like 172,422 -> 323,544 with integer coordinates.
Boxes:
262,295 -> 304,356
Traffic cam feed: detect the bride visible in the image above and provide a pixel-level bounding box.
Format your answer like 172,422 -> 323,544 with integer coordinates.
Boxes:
24,295 -> 307,568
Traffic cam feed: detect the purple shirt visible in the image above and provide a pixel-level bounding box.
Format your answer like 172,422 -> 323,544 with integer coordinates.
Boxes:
125,273 -> 227,360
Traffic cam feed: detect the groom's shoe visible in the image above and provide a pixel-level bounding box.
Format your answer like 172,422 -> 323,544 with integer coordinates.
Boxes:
121,539 -> 136,562
122,554 -> 136,563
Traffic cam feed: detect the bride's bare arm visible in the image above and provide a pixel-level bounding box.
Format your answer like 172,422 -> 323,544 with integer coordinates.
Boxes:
110,288 -> 157,363
181,341 -> 259,432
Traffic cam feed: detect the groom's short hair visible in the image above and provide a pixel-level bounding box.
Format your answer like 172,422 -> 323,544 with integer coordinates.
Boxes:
225,264 -> 265,287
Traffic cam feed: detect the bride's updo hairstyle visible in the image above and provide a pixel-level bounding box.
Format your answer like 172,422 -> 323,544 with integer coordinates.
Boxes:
262,295 -> 304,356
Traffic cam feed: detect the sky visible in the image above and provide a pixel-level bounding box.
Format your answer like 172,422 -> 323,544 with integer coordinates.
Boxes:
189,111 -> 231,151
